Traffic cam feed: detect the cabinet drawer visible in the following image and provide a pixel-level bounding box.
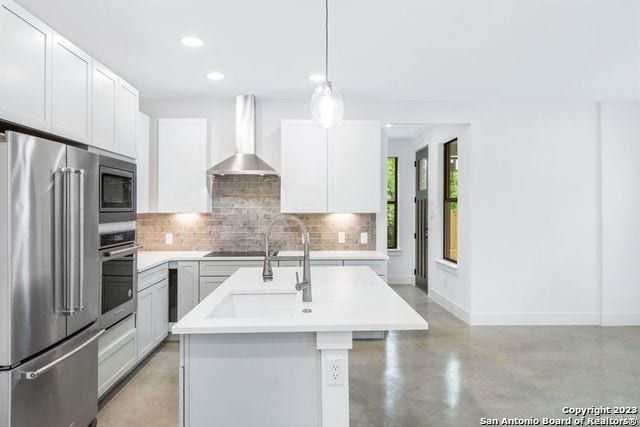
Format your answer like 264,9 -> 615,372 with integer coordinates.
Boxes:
99,314 -> 135,353
278,260 -> 301,267
343,260 -> 387,276
138,263 -> 168,291
199,260 -> 263,276
311,260 -> 344,266
98,315 -> 137,398
199,276 -> 227,301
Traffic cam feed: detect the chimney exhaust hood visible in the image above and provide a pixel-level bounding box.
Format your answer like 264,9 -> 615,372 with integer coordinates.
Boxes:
207,95 -> 277,176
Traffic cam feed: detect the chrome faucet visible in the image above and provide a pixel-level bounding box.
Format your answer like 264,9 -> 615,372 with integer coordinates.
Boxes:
262,214 -> 312,302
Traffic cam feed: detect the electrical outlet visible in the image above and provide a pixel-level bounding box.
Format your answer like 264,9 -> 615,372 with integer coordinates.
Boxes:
165,233 -> 174,245
360,232 -> 368,244
327,358 -> 345,386
338,232 -> 346,244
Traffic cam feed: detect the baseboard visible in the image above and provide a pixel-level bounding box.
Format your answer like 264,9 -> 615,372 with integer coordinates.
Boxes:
388,275 -> 413,285
601,312 -> 640,326
428,289 -> 471,324
469,311 -> 601,326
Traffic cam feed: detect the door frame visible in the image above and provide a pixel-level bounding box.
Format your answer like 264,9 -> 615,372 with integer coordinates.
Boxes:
414,142 -> 429,293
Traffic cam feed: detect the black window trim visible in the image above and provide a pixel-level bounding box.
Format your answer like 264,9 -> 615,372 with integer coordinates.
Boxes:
387,156 -> 398,250
443,138 -> 458,263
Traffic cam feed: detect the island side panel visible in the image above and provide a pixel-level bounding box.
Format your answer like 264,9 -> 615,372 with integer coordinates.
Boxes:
183,333 -> 319,427
317,331 -> 353,427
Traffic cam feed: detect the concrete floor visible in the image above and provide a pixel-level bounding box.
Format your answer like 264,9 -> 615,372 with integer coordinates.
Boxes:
97,284 -> 640,427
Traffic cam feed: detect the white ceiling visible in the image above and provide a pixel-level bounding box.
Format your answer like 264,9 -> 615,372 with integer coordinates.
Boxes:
18,0 -> 640,101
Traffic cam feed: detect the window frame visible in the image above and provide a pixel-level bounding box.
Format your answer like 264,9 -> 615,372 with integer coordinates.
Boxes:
443,139 -> 458,263
387,156 -> 398,250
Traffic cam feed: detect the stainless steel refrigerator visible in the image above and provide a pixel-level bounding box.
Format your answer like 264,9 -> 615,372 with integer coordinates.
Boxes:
0,131 -> 102,426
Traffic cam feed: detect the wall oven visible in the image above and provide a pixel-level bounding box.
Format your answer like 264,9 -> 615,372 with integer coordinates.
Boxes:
99,230 -> 142,329
99,155 -> 136,223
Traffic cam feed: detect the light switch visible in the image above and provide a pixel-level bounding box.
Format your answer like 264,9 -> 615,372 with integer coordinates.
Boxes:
165,233 -> 174,245
338,232 -> 346,244
360,232 -> 368,244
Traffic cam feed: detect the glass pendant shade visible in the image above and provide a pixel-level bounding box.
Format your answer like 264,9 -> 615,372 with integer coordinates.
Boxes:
310,81 -> 344,128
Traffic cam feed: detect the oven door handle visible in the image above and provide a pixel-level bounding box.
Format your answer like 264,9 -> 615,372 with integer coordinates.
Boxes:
103,245 -> 144,259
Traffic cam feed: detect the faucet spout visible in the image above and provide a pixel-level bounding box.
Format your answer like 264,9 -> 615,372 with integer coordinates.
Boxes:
263,214 -> 312,302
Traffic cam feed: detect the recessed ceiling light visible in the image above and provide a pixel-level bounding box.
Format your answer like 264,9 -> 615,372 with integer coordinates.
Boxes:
206,72 -> 225,81
180,36 -> 204,47
308,73 -> 326,82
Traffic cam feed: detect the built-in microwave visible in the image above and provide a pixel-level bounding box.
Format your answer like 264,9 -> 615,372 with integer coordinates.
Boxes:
99,155 -> 136,223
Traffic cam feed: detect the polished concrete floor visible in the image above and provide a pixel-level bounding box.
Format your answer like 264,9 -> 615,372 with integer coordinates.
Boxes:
98,284 -> 640,426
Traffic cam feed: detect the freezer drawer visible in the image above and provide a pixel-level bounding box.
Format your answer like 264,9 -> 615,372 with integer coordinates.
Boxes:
0,327 -> 102,427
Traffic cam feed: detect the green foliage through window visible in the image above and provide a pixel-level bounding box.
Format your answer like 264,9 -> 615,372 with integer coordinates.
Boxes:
387,157 -> 398,249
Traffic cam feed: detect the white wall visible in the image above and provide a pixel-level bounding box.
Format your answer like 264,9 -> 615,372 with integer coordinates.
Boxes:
600,102 -> 640,326
140,97 -> 639,325
469,104 -> 601,325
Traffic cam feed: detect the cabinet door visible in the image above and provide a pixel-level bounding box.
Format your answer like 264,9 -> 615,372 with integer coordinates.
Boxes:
280,120 -> 328,213
51,33 -> 91,143
115,77 -> 138,158
158,119 -> 208,212
152,279 -> 168,345
91,61 -> 117,151
136,286 -> 154,360
136,112 -> 150,212
177,261 -> 199,320
199,276 -> 226,302
0,0 -> 52,131
328,121 -> 381,213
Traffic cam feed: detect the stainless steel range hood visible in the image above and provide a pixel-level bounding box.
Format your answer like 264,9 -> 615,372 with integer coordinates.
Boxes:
207,95 -> 277,176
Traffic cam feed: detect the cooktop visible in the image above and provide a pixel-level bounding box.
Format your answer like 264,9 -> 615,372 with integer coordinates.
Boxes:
203,250 -> 275,258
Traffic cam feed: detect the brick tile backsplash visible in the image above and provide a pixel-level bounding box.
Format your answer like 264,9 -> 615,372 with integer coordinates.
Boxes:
137,175 -> 376,252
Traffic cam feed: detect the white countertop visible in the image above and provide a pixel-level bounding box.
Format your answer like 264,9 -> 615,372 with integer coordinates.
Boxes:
137,250 -> 388,272
171,266 -> 428,334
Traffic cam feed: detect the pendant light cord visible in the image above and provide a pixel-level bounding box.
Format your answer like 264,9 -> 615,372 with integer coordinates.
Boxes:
325,0 -> 329,81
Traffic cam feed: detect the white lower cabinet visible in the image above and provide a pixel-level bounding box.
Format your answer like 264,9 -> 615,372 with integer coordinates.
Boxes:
177,261 -> 199,320
98,315 -> 137,399
136,286 -> 154,360
137,278 -> 169,361
199,276 -> 225,302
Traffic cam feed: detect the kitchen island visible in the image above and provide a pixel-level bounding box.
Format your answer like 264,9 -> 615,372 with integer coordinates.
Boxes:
172,266 -> 428,427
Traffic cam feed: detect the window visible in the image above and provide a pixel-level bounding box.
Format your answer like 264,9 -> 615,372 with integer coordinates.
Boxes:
387,157 -> 398,249
443,139 -> 458,263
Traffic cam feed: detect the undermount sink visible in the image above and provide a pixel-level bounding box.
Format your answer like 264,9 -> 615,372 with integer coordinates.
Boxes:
207,292 -> 297,319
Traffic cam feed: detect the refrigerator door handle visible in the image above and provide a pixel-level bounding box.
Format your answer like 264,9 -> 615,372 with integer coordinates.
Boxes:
21,329 -> 105,380
58,167 -> 75,315
74,168 -> 86,311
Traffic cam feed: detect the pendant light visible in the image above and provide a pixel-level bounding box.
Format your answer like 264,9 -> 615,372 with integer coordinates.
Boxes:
310,0 -> 344,128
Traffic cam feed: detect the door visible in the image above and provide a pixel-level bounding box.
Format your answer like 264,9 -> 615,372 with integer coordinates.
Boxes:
0,0 -> 52,131
137,286 -> 153,359
92,61 -> 118,151
2,327 -> 100,427
415,146 -> 429,293
115,77 -> 138,158
152,279 -> 169,345
177,261 -> 199,320
51,33 -> 92,143
280,121 -> 328,213
3,132 -> 67,366
66,145 -> 100,335
328,121 -> 381,213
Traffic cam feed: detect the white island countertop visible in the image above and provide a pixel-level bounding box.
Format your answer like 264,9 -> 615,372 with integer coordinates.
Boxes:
172,266 -> 427,335
137,250 -> 388,272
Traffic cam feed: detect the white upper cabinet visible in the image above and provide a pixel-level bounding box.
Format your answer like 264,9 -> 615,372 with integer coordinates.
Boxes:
136,112 -> 150,213
91,61 -> 118,151
280,120 -> 381,213
328,121 -> 381,213
115,77 -> 138,158
158,119 -> 208,212
281,120 -> 328,213
51,33 -> 91,143
0,0 -> 52,131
